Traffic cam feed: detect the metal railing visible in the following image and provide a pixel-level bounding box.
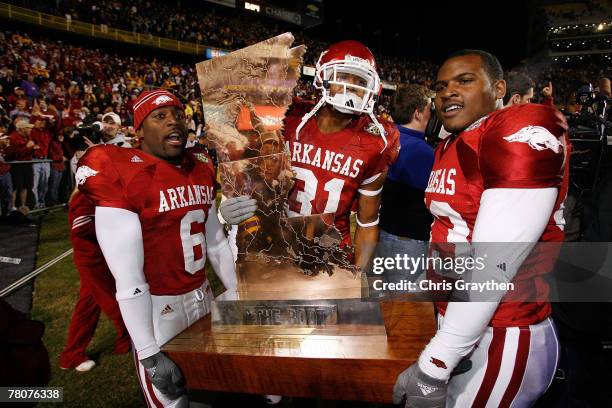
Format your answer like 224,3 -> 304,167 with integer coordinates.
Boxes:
0,248 -> 73,298
0,2 -> 228,56
5,159 -> 52,164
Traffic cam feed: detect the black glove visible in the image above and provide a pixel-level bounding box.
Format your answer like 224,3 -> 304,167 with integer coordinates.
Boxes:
140,352 -> 186,399
392,363 -> 447,408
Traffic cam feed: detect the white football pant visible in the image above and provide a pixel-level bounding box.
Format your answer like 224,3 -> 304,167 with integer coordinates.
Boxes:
446,315 -> 559,407
134,281 -> 213,408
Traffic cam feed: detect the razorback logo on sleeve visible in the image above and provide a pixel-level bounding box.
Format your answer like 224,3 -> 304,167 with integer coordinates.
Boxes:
75,165 -> 98,185
503,125 -> 561,153
430,357 -> 448,369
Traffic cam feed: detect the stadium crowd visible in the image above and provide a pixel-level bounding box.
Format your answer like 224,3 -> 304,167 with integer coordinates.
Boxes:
8,0 -> 440,84
0,22 -> 608,215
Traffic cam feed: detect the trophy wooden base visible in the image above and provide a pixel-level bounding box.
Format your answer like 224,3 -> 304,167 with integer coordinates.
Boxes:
163,301 -> 435,403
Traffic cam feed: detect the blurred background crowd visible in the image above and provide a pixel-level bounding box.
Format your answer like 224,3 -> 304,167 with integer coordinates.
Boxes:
0,0 -> 610,216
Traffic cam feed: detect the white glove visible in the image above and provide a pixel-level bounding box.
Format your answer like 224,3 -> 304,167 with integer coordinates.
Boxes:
219,196 -> 257,225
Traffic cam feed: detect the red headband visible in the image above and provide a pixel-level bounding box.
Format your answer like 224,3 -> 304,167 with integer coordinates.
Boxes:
132,89 -> 183,130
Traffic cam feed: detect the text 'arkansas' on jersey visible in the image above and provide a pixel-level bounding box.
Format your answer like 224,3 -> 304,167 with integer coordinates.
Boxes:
425,168 -> 456,196
159,185 -> 215,213
287,140 -> 364,178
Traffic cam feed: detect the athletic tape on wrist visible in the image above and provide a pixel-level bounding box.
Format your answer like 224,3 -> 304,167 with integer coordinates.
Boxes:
356,216 -> 379,228
358,186 -> 383,196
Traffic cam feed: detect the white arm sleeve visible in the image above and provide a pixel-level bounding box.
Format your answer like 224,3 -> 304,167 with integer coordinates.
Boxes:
418,188 -> 558,380
95,207 -> 160,360
205,203 -> 237,294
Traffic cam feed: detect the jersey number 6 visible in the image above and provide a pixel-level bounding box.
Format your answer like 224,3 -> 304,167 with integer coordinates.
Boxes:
180,209 -> 206,274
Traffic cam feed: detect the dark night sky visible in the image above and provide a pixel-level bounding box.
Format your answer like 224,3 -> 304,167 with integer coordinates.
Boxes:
306,0 -> 548,68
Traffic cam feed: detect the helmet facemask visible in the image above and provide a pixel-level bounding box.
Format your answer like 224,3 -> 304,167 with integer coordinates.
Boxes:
315,57 -> 380,116
294,45 -> 388,152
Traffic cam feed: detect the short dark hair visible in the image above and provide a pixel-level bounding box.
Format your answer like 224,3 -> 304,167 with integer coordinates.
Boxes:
390,84 -> 434,124
446,49 -> 504,83
503,71 -> 535,104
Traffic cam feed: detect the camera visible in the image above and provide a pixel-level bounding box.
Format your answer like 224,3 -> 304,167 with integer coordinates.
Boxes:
566,83 -> 611,192
68,119 -> 103,151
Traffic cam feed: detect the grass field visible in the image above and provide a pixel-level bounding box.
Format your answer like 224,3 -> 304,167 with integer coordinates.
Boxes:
32,209 -> 143,407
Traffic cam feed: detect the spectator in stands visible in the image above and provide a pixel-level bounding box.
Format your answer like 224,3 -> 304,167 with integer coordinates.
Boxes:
100,112 -> 131,147
37,97 -> 58,123
0,128 -> 13,215
21,74 -> 39,104
8,118 -> 37,210
30,114 -> 52,208
47,133 -> 66,206
52,86 -> 67,115
9,99 -> 30,121
541,80 -> 555,106
186,129 -> 197,148
7,87 -> 25,107
378,84 -> 435,278
503,71 -> 535,107
61,104 -> 82,130
504,71 -> 558,109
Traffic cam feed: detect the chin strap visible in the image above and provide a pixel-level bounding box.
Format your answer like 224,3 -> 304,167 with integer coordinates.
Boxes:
294,99 -> 388,155
295,98 -> 326,141
368,112 -> 388,153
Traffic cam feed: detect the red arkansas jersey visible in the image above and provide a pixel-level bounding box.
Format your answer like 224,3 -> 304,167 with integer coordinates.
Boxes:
284,100 -> 399,244
77,145 -> 217,296
69,191 -> 106,269
425,104 -> 569,327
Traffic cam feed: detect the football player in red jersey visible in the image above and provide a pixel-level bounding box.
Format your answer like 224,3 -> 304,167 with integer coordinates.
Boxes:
225,41 -> 399,269
287,41 -> 399,268
59,190 -> 130,372
76,90 -> 237,407
393,50 -> 569,407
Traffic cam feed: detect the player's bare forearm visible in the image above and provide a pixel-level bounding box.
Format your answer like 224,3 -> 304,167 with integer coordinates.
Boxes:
354,224 -> 379,270
354,172 -> 385,270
